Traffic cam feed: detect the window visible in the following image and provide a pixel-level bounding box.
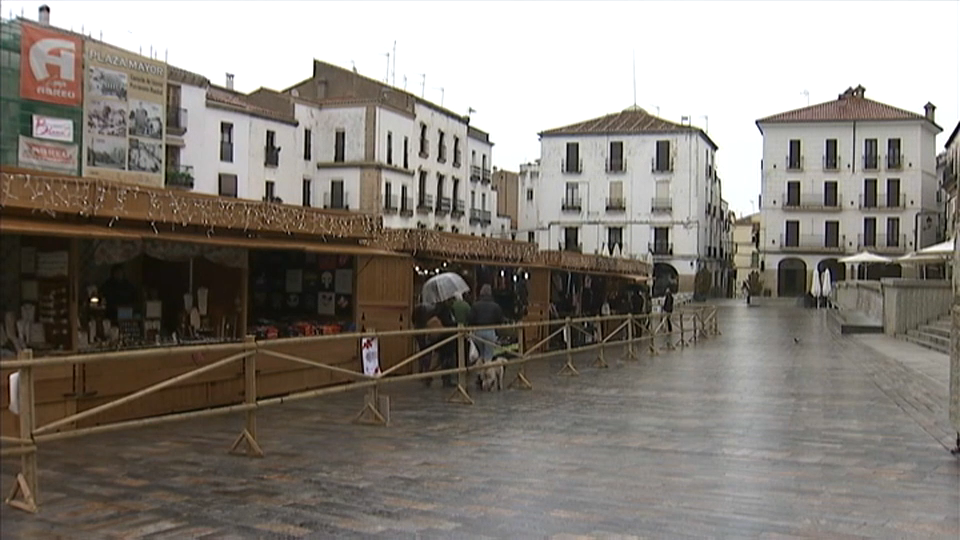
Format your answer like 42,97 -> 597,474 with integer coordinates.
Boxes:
655,140 -> 671,172
564,143 -> 580,173
784,221 -> 799,247
481,154 -> 488,172
436,174 -> 445,206
565,182 -> 579,205
334,130 -> 345,162
564,227 -> 580,251
824,221 -> 839,248
609,181 -> 624,208
419,123 -> 428,156
219,122 -> 234,162
787,139 -> 801,170
471,190 -> 476,209
218,173 -> 238,197
886,178 -> 900,208
264,180 -> 276,201
302,178 -> 312,207
786,181 -> 800,206
437,130 -> 446,163
864,138 -> 878,169
863,217 -> 877,246
609,141 -> 624,172
887,138 -> 902,169
481,193 -> 487,210
384,182 -> 393,209
824,138 -> 838,169
453,136 -> 461,166
528,231 -> 535,243
265,130 -> 279,167
452,177 -> 461,204
329,180 -> 345,209
386,131 -> 393,166
400,185 -> 409,212
824,181 -> 838,207
886,217 -> 900,247
607,227 -> 623,255
526,188 -> 534,201
653,227 -> 670,254
304,129 -> 312,160
863,178 -> 878,208
403,136 -> 409,169
418,170 -> 428,204
266,130 -> 276,148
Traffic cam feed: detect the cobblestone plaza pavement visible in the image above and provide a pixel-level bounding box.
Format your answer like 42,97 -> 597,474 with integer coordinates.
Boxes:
2,302 -> 958,539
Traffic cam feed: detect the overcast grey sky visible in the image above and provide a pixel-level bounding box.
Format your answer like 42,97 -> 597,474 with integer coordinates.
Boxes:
8,1 -> 958,216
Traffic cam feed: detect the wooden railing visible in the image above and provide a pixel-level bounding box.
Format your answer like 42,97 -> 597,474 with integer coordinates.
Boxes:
0,306 -> 720,513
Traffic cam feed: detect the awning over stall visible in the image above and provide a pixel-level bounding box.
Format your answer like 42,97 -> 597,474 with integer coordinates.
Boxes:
0,217 -> 141,240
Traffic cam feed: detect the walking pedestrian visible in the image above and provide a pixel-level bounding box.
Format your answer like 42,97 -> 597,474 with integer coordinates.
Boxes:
663,288 -> 675,334
468,285 -> 504,362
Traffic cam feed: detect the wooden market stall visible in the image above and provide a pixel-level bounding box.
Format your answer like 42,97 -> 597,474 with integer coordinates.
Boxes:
0,169 -> 407,436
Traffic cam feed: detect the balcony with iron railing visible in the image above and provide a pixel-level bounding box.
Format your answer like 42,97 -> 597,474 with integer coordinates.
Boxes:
606,196 -> 626,211
481,168 -> 492,184
858,234 -> 907,253
886,153 -> 903,170
862,154 -> 880,171
561,196 -> 582,212
164,165 -> 194,189
562,159 -> 583,174
651,197 -> 672,213
781,193 -> 843,211
323,191 -> 349,210
166,107 -> 187,135
437,145 -> 447,164
417,194 -> 434,213
451,199 -> 465,217
651,157 -> 674,174
562,242 -> 583,253
400,196 -> 414,217
822,154 -> 840,171
264,146 -> 281,167
606,158 -> 627,173
470,165 -> 481,182
383,194 -> 398,214
779,234 -> 845,252
785,155 -> 803,171
469,208 -> 482,224
453,150 -> 462,168
859,193 -> 905,210
648,242 -> 673,256
435,196 -> 452,216
480,209 -> 492,225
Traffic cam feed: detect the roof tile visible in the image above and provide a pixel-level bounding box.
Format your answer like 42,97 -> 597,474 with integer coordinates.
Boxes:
540,106 -> 716,148
757,86 -> 928,124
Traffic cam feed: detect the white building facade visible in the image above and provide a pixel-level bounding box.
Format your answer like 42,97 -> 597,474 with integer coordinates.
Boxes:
757,85 -> 943,296
532,106 -> 728,295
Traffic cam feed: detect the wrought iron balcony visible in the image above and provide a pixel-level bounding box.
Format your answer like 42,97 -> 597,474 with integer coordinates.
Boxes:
451,199 -> 465,217
166,107 -> 187,135
652,157 -> 674,173
435,196 -> 452,216
606,197 -> 626,211
562,159 -> 583,174
417,194 -> 434,213
470,165 -> 481,182
323,191 -> 349,210
651,197 -> 672,213
469,208 -> 482,224
561,197 -> 582,211
782,193 -> 843,211
481,168 -> 492,184
648,242 -> 673,256
606,158 -> 627,173
858,234 -> 906,253
858,193 -> 905,210
400,197 -> 414,217
822,155 -> 840,171
785,155 -> 803,171
383,194 -> 398,213
264,146 -> 281,167
779,234 -> 845,252
164,165 -> 194,189
886,153 -> 903,170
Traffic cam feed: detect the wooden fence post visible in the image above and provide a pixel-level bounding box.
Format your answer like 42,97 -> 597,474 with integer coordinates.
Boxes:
510,326 -> 533,390
679,310 -> 686,349
557,318 -> 579,376
626,313 -> 637,361
6,349 -> 38,513
448,325 -> 474,404
230,337 -> 264,457
594,316 -> 608,368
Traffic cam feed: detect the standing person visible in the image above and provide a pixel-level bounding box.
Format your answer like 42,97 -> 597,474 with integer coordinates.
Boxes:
452,292 -> 472,326
426,298 -> 459,388
742,281 -> 751,305
468,285 -> 504,362
633,289 -> 646,339
663,288 -> 675,334
412,303 -> 437,387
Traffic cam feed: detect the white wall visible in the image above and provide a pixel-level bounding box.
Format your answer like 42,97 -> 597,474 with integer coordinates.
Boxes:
247,117 -> 298,203
177,82 -> 212,192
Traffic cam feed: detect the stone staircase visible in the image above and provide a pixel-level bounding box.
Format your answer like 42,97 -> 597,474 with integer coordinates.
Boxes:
903,314 -> 951,354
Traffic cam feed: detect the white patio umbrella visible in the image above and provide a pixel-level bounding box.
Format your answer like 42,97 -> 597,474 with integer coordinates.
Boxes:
810,268 -> 821,298
820,268 -> 832,300
421,272 -> 470,304
838,251 -> 893,264
917,238 -> 955,256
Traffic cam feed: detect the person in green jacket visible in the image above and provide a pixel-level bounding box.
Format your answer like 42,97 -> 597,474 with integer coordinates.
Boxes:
452,292 -> 472,326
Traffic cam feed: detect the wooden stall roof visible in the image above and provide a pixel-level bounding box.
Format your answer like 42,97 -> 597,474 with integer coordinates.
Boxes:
534,250 -> 651,277
0,169 -> 381,241
0,216 -> 141,240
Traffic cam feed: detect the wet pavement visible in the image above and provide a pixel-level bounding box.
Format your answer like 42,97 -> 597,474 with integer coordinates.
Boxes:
2,302 -> 958,539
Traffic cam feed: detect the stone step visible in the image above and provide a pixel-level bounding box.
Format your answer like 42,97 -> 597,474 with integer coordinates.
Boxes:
919,325 -> 950,339
829,309 -> 883,335
904,329 -> 950,354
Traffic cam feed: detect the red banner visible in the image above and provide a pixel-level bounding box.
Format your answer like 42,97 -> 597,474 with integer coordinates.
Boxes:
19,23 -> 83,106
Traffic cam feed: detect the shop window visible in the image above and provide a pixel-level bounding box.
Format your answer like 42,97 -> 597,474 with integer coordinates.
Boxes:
248,251 -> 356,339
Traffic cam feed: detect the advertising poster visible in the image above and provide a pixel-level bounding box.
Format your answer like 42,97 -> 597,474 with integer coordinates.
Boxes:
361,337 -> 382,377
32,115 -> 74,142
18,135 -> 79,174
20,22 -> 83,106
83,41 -> 167,187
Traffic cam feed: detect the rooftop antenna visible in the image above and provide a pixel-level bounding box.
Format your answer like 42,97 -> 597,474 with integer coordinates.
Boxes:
434,87 -> 445,107
351,60 -> 357,73
650,104 -> 661,116
701,115 -> 709,133
420,74 -> 426,98
392,41 -> 397,86
632,49 -> 637,107
403,75 -> 407,91
383,51 -> 390,83
801,89 -> 810,105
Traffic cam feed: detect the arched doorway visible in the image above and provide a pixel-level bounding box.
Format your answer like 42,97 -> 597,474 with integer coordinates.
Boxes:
817,258 -> 846,282
777,258 -> 807,297
652,263 -> 678,297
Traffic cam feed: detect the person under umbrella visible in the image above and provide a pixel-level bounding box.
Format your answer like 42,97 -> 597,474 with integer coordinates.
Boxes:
421,273 -> 470,388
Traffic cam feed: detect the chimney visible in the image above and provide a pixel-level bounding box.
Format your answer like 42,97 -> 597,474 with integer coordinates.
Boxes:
38,5 -> 50,25
924,102 -> 936,123
225,73 -> 235,91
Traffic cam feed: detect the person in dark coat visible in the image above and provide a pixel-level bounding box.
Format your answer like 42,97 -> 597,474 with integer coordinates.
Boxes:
412,303 -> 436,386
426,298 -> 459,388
468,284 -> 504,362
663,288 -> 675,333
